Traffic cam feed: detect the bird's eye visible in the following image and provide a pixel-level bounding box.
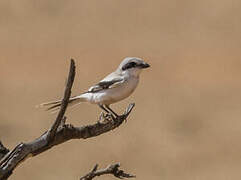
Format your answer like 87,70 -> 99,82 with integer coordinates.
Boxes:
122,62 -> 137,70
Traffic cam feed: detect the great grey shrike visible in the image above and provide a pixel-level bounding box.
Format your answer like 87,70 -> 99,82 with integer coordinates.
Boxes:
41,57 -> 150,117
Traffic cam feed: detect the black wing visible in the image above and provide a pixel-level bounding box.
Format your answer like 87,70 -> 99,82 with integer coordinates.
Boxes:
88,78 -> 124,93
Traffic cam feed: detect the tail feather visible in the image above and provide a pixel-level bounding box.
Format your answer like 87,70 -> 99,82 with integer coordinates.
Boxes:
46,103 -> 62,111
39,95 -> 85,113
39,100 -> 62,106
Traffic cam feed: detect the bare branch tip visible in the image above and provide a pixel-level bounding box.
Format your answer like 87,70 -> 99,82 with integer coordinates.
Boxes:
124,103 -> 135,117
80,163 -> 135,180
70,59 -> 76,69
92,164 -> 98,172
70,58 -> 75,63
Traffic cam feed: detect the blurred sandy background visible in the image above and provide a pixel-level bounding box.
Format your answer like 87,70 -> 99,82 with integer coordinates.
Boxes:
1,0 -> 241,179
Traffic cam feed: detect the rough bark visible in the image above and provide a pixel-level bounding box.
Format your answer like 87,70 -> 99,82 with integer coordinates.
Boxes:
0,59 -> 135,180
80,163 -> 135,180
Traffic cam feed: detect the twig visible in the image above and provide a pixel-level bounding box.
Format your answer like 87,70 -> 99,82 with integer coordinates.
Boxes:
0,59 -> 135,180
80,163 -> 136,180
47,59 -> 75,142
0,142 -> 9,161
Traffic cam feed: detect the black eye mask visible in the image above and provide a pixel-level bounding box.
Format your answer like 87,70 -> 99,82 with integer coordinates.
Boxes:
122,62 -> 137,71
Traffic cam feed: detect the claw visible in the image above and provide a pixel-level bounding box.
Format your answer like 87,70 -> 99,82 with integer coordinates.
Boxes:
98,112 -> 114,123
99,112 -> 105,122
105,112 -> 114,122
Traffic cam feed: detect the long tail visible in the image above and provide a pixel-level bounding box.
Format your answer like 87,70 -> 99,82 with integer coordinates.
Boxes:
39,95 -> 86,112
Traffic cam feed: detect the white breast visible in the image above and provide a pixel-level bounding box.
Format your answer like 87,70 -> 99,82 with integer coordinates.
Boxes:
88,77 -> 139,105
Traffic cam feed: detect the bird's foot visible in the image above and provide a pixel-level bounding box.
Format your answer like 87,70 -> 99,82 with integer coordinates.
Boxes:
98,112 -> 114,123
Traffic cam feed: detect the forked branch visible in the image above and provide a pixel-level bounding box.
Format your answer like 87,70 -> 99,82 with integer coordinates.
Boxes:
80,163 -> 135,180
0,59 -> 135,180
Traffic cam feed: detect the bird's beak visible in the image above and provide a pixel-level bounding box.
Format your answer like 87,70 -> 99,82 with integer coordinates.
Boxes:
140,62 -> 150,69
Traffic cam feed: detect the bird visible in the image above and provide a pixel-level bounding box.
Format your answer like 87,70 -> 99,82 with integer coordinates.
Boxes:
40,57 -> 150,117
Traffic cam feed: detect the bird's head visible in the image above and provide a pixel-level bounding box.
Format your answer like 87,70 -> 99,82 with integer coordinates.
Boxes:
118,57 -> 150,77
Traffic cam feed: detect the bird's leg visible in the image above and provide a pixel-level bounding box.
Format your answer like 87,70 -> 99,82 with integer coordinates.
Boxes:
98,104 -> 113,122
99,104 -> 109,114
105,105 -> 119,118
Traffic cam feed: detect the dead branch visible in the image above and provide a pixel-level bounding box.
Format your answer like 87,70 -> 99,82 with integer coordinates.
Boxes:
47,58 -> 75,142
0,142 -> 9,160
0,59 -> 135,180
80,163 -> 136,180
